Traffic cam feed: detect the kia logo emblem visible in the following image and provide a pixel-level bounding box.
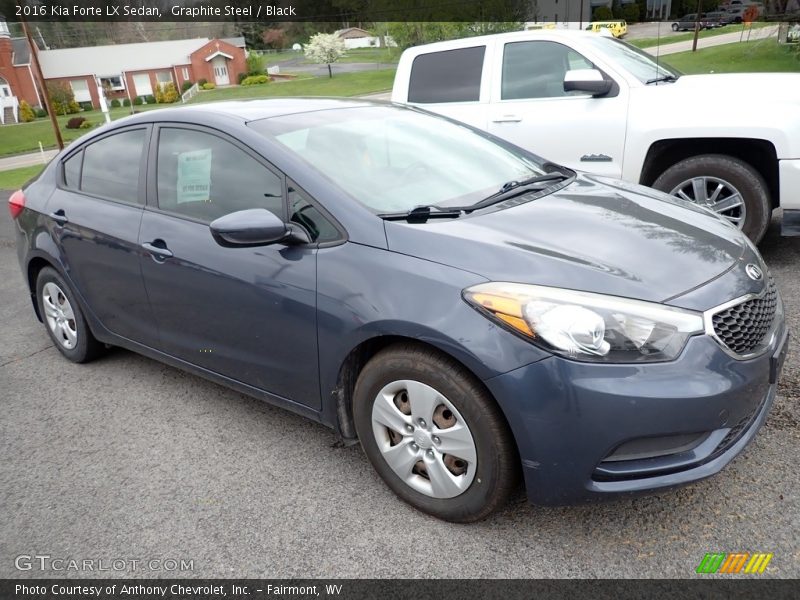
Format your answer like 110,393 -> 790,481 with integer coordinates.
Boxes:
745,264 -> 763,281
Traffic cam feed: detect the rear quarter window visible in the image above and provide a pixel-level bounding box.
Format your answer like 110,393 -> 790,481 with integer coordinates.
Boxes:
408,46 -> 485,103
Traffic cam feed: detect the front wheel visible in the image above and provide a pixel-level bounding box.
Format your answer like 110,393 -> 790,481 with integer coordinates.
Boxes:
672,23 -> 679,31
652,154 -> 771,243
353,344 -> 519,522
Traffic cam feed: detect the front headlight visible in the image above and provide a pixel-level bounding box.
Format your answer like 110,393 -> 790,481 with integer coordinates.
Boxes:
464,283 -> 703,363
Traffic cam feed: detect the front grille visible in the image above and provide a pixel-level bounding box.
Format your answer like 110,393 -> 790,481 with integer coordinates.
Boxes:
712,279 -> 777,356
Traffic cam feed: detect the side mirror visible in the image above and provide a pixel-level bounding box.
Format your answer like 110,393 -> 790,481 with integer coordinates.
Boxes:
563,69 -> 613,97
210,209 -> 309,247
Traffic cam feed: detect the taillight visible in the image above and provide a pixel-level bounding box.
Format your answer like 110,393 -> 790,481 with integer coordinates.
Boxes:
8,189 -> 25,219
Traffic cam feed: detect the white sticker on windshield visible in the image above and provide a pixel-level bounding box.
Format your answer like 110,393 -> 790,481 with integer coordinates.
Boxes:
177,148 -> 212,204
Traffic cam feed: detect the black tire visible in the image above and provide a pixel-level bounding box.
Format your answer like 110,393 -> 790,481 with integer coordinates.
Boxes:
36,267 -> 104,363
353,343 -> 519,522
652,154 -> 771,244
672,23 -> 679,31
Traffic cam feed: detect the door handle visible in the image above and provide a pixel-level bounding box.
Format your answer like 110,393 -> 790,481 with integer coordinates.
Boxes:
141,240 -> 174,260
49,210 -> 69,225
491,115 -> 522,123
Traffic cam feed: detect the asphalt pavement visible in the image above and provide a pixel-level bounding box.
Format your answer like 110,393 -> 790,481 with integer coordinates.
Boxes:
0,193 -> 798,578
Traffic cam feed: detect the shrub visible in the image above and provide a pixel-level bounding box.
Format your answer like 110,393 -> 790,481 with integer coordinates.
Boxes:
79,120 -> 93,129
198,78 -> 208,86
66,100 -> 80,114
622,3 -> 640,22
133,96 -> 143,105
110,99 -> 121,108
155,82 -> 179,104
19,100 -> 36,123
241,74 -> 269,86
78,101 -> 93,111
181,81 -> 194,92
246,52 -> 266,75
66,116 -> 86,129
237,71 -> 247,84
145,94 -> 156,104
593,6 -> 614,20
201,82 -> 216,90
122,98 -> 131,107
35,108 -> 47,118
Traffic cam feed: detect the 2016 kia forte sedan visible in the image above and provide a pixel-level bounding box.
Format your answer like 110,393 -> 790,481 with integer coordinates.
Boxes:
11,99 -> 787,522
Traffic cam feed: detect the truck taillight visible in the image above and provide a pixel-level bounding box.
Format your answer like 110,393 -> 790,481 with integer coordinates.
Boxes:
8,190 -> 25,219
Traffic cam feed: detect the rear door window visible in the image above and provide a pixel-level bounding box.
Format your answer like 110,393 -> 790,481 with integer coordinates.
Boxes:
408,46 -> 485,103
80,129 -> 146,204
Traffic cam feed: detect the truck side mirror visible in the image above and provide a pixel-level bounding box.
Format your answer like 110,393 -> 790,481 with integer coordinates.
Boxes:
563,69 -> 613,97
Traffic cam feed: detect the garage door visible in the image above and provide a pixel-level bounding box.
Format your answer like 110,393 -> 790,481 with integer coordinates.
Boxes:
132,74 -> 153,97
70,79 -> 91,103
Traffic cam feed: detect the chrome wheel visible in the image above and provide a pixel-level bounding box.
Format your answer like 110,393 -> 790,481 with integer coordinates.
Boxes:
42,282 -> 78,350
669,175 -> 746,229
371,379 -> 477,499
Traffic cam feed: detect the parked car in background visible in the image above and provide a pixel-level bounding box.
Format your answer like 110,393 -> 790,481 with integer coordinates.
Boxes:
586,20 -> 628,38
672,13 -> 713,31
10,99 -> 787,522
392,29 -> 800,243
704,11 -> 729,26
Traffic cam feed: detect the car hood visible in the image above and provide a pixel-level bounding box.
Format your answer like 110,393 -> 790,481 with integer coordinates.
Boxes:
671,73 -> 800,102
384,175 -> 747,304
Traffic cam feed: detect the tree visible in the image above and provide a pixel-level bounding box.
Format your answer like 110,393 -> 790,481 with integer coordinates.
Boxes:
19,100 -> 36,123
45,82 -> 79,116
246,52 -> 266,75
304,32 -> 346,78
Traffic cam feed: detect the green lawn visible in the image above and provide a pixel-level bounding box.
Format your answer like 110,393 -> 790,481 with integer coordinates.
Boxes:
629,22 -> 771,49
336,47 -> 400,64
664,40 -> 800,73
0,164 -> 45,190
189,68 -> 396,103
0,104 -> 162,157
0,70 -> 396,160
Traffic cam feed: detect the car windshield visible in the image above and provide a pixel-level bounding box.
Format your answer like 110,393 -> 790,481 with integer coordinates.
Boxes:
249,106 -> 546,214
583,36 -> 682,84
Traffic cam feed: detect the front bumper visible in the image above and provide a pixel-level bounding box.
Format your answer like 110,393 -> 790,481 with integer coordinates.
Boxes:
484,326 -> 788,505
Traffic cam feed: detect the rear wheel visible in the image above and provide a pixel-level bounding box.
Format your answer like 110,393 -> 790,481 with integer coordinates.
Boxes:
353,344 -> 519,522
672,23 -> 679,31
36,267 -> 104,363
652,154 -> 771,243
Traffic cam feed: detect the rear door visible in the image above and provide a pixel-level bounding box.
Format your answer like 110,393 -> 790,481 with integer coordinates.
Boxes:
486,39 -> 629,178
138,124 -> 324,408
47,126 -> 158,346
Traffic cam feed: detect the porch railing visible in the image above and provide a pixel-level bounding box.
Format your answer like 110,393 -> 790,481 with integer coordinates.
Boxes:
0,95 -> 20,124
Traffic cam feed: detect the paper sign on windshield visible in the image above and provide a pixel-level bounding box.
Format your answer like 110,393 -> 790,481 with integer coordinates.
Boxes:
177,148 -> 212,204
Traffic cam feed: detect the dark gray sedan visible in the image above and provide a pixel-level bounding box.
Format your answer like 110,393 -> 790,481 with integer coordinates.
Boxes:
9,99 -> 788,522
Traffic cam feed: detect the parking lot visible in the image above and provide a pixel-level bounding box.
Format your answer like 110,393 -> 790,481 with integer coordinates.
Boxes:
0,192 -> 798,579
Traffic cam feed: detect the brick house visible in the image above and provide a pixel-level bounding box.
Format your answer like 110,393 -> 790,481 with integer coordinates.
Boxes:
0,15 -> 246,124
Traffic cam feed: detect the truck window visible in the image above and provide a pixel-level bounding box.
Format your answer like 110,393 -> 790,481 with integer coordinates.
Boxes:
408,46 -> 485,103
501,41 -> 593,100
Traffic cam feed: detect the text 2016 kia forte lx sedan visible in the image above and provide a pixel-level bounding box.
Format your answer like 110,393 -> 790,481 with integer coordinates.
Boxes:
11,100 -> 787,522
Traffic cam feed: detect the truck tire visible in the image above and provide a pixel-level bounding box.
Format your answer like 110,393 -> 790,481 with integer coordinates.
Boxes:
652,154 -> 771,244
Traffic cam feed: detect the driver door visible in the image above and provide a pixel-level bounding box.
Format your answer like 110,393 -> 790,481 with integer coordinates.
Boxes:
487,40 -> 629,178
138,125 -> 322,408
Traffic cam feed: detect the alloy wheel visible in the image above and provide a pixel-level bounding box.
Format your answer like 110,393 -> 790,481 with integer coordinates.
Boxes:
669,175 -> 746,229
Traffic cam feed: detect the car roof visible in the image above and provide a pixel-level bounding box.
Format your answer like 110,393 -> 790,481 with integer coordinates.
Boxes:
115,97 -> 382,127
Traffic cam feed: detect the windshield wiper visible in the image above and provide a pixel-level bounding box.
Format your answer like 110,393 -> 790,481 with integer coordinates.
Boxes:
378,205 -> 464,223
378,171 -> 573,223
467,172 -> 572,211
646,74 -> 678,85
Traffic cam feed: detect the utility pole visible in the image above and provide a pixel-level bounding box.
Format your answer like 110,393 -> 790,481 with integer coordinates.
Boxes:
21,17 -> 63,150
692,0 -> 702,52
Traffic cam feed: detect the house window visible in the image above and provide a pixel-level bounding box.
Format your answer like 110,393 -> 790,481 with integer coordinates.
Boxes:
182,67 -> 190,80
99,75 -> 125,91
156,72 -> 173,85
70,79 -> 92,103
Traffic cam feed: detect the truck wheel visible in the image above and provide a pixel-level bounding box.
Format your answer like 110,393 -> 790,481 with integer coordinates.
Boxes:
652,154 -> 771,243
352,344 -> 519,522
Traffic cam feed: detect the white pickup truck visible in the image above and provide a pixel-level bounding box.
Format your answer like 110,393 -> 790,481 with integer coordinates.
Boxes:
391,30 -> 800,242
